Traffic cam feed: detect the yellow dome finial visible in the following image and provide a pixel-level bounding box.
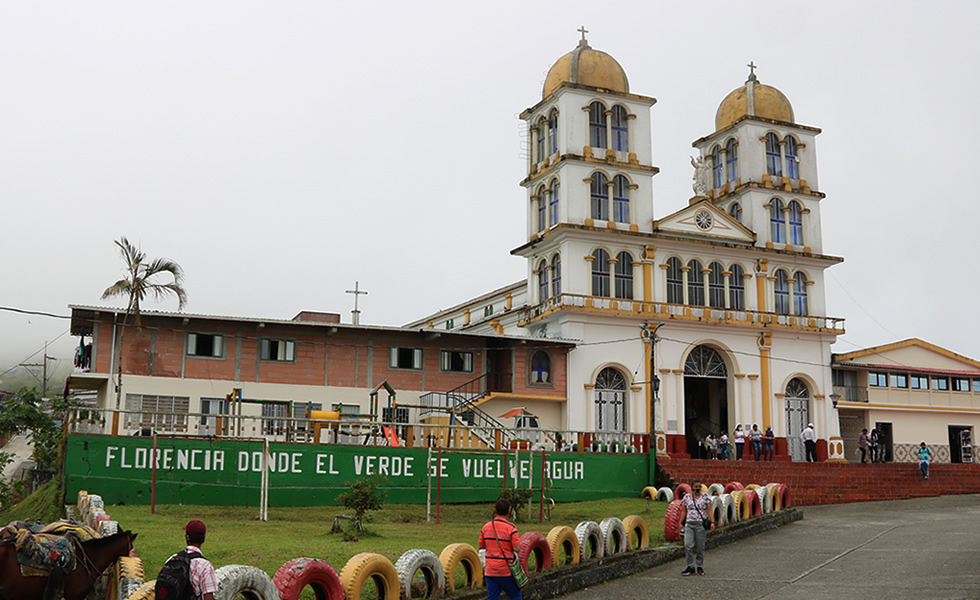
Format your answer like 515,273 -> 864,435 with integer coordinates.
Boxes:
542,28 -> 629,98
714,63 -> 795,132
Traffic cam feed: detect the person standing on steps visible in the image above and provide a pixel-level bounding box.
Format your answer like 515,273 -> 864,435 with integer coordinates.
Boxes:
868,425 -> 879,463
734,424 -> 745,460
916,442 -> 933,480
801,423 -> 817,462
749,424 -> 763,461
479,498 -> 523,600
858,428 -> 869,464
679,478 -> 714,576
718,430 -> 730,460
764,425 -> 775,461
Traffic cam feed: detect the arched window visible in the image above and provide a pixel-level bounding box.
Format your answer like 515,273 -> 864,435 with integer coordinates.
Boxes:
729,264 -> 745,310
613,175 -> 630,223
793,271 -> 808,315
530,351 -> 551,384
725,138 -> 739,183
712,145 -> 724,188
684,346 -> 727,378
589,101 -> 607,148
536,185 -> 547,232
548,108 -> 559,155
551,253 -> 561,297
592,249 -> 611,297
784,136 -> 798,179
770,198 -> 786,243
615,251 -> 634,299
687,259 -> 705,306
611,105 -> 628,151
595,367 -> 626,431
666,257 -> 684,304
729,202 -> 742,222
787,378 -> 809,398
774,269 -> 790,314
538,259 -> 549,302
536,118 -> 546,162
766,132 -> 782,177
708,262 -> 725,308
788,201 -> 803,245
590,172 -> 609,220
549,178 -> 560,226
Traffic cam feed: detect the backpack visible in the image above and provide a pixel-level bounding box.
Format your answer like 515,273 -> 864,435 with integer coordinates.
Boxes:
155,550 -> 202,600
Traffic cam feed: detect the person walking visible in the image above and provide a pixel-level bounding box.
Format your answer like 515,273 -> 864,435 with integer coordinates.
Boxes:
763,425 -> 775,461
160,520 -> 217,600
868,425 -> 879,463
678,478 -> 714,576
734,424 -> 745,460
874,424 -> 887,462
916,442 -> 933,480
857,428 -> 869,463
478,498 -> 523,600
718,430 -> 729,460
801,423 -> 817,462
749,425 -> 763,461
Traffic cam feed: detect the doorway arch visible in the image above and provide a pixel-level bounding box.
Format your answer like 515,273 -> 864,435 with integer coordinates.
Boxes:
594,367 -> 627,431
683,346 -> 729,457
785,377 -> 810,460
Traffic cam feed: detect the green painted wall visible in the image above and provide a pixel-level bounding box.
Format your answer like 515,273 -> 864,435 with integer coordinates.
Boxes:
65,434 -> 650,506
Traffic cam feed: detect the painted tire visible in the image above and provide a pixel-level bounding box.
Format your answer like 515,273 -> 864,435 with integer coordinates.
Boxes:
710,495 -> 726,527
621,515 -> 649,549
745,490 -> 763,517
731,490 -> 750,521
720,493 -> 737,524
98,520 -> 120,537
778,484 -> 793,508
117,555 -> 144,600
655,487 -> 674,502
599,517 -> 628,555
755,485 -> 770,513
674,483 -> 692,500
640,486 -> 657,500
394,549 -> 445,600
438,544 -> 482,593
125,579 -> 156,600
273,557 -> 344,600
723,481 -> 744,494
518,532 -> 552,574
215,565 -> 279,600
707,483 -> 725,497
477,549 -> 485,569
663,500 -> 684,542
744,483 -> 759,491
766,484 -> 782,511
574,521 -> 604,560
546,526 -> 580,566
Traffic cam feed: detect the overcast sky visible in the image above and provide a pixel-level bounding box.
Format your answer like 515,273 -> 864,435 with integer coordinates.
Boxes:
2,1 -> 979,386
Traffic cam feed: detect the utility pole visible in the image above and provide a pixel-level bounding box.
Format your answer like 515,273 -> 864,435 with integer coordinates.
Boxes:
641,323 -> 663,485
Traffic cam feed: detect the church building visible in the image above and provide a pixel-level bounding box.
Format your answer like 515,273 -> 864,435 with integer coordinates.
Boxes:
408,31 -> 848,461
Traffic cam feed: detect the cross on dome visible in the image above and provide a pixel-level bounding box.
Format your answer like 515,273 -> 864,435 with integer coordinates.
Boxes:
747,60 -> 758,82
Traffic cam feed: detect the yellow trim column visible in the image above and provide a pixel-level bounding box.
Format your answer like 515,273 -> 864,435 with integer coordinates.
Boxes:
755,259 -> 769,313
758,332 -> 772,429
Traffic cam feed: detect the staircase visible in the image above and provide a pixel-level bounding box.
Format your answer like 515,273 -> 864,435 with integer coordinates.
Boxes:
419,373 -> 514,449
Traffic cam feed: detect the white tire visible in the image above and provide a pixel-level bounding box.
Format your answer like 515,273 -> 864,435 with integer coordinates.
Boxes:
599,517 -> 627,555
215,565 -> 279,600
478,549 -> 486,569
98,520 -> 119,537
755,485 -> 770,513
710,495 -> 726,527
574,521 -> 604,560
394,549 -> 445,600
720,493 -> 737,523
707,483 -> 725,497
655,487 -> 674,502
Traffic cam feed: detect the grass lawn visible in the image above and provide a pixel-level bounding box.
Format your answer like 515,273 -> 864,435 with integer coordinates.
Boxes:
110,497 -> 667,596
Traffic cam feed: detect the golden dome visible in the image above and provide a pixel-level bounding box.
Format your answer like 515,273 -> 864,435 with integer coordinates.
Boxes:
543,37 -> 629,98
715,77 -> 794,131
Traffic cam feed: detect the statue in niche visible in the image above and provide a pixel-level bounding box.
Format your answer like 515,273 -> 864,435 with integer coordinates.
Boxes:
690,155 -> 709,196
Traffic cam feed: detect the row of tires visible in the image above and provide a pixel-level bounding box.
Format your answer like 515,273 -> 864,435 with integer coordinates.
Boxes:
77,491 -> 143,600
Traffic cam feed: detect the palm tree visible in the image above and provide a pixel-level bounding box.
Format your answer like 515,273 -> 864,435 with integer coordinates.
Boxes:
102,237 -> 187,409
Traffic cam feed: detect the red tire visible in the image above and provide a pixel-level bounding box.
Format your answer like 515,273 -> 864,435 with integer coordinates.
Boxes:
274,557 -> 344,600
518,532 -> 552,574
723,481 -> 744,494
745,490 -> 762,517
674,483 -> 692,500
664,499 -> 684,542
778,484 -> 792,508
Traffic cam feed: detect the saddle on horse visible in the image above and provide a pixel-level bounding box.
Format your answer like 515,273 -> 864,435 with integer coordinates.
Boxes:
0,521 -> 99,577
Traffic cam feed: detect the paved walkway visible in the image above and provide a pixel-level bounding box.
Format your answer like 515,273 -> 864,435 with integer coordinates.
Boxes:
559,494 -> 980,600
1,434 -> 36,480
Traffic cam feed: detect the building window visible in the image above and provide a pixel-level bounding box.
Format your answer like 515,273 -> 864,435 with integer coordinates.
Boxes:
332,403 -> 359,415
592,249 -> 611,297
770,198 -> 786,243
590,172 -> 609,220
260,339 -> 295,362
931,377 -> 949,391
712,145 -> 723,188
536,118 -> 546,161
594,367 -> 626,431
389,347 -> 422,370
890,374 -> 908,388
446,319 -> 454,330
548,108 -> 559,154
530,351 -> 551,384
708,262 -> 725,308
774,269 -> 790,314
785,136 -> 798,179
440,350 -> 474,373
484,305 -> 493,317
788,201 -> 804,245
974,379 -> 980,393
611,105 -> 628,151
869,372 -> 888,387
666,257 -> 684,304
261,401 -> 291,436
186,333 -> 224,358
549,178 -> 560,226
538,259 -> 550,302
729,202 -> 742,222
613,175 -> 630,223
589,101 -> 606,148
793,271 -> 808,315
910,375 -> 928,389
766,132 -> 782,177
725,138 -> 738,182
687,259 -> 705,306
536,185 -> 547,232
125,394 -> 189,433
729,264 -> 745,310
953,378 -> 971,392
552,254 -> 561,297
614,251 -> 634,299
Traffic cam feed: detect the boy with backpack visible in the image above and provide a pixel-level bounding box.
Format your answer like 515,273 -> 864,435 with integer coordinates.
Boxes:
156,520 -> 217,600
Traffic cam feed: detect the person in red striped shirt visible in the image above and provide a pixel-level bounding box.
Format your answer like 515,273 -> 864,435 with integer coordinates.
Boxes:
478,498 -> 523,600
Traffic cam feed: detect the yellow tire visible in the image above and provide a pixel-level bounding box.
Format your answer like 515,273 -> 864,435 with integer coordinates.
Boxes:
125,579 -> 156,600
339,553 -> 399,600
547,526 -> 580,566
640,486 -> 657,500
731,490 -> 750,521
767,484 -> 782,511
116,556 -> 144,600
439,543 -> 483,593
745,484 -> 759,491
621,515 -> 649,550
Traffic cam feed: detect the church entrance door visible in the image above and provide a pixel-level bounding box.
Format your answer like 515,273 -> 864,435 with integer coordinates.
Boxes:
683,346 -> 729,458
785,378 -> 810,461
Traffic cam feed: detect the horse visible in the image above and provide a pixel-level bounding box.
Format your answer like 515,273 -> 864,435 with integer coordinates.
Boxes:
0,529 -> 137,600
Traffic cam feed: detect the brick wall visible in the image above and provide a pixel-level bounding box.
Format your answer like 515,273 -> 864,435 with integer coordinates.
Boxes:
659,456 -> 980,506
